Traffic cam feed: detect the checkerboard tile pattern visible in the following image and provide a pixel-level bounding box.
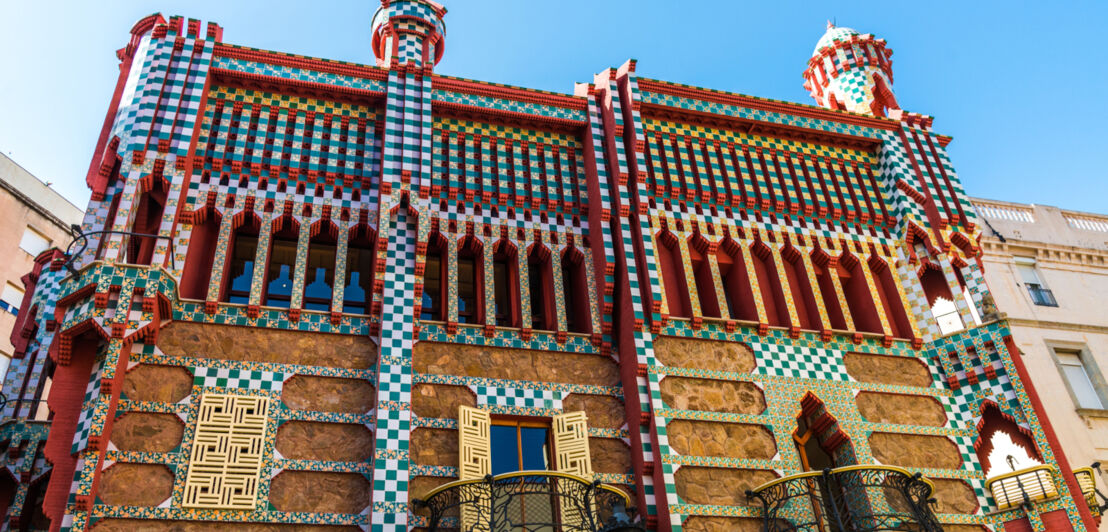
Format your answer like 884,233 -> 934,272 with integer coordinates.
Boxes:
192,367 -> 286,391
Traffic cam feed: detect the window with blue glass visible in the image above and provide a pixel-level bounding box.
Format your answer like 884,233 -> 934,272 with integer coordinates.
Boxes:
457,249 -> 479,324
421,240 -> 444,321
342,230 -> 375,315
303,232 -> 337,312
265,226 -> 299,308
490,419 -> 551,475
223,220 -> 260,304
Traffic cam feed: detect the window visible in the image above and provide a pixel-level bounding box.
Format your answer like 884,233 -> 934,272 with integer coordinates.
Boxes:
0,283 -> 24,314
527,246 -> 555,331
561,248 -> 591,334
303,228 -> 337,312
223,218 -> 261,304
1055,348 -> 1105,410
1015,257 -> 1057,307
490,419 -> 552,475
343,228 -> 376,315
421,237 -> 445,321
458,255 -> 479,324
19,227 -> 50,256
265,229 -> 298,308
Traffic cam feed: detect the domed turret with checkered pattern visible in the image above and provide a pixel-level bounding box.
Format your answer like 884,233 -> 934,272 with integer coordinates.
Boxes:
371,0 -> 447,69
803,21 -> 899,117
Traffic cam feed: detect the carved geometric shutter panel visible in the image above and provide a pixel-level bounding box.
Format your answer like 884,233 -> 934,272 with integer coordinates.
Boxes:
183,393 -> 270,510
458,405 -> 491,480
458,406 -> 491,532
553,411 -> 592,479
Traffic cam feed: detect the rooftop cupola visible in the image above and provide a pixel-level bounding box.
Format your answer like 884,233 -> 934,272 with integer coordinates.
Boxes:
371,0 -> 447,69
803,21 -> 899,117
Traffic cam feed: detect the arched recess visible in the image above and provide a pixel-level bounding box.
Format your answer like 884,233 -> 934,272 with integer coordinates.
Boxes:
264,215 -> 300,308
781,245 -> 821,331
221,212 -> 262,304
795,392 -> 858,471
975,402 -> 1042,478
919,265 -> 955,307
811,249 -> 847,330
870,73 -> 899,118
689,234 -> 720,319
839,252 -> 883,334
420,230 -> 447,321
561,245 -> 592,334
526,243 -> 556,331
868,255 -> 912,339
457,235 -> 484,325
343,223 -> 376,315
303,219 -> 339,312
750,240 -> 789,327
491,238 -> 520,327
180,208 -> 222,300
656,230 -> 691,319
717,238 -> 757,322
126,178 -> 168,265
0,462 -> 15,525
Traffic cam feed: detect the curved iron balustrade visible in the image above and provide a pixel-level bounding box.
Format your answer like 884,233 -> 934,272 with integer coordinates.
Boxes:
412,470 -> 642,531
746,465 -> 943,532
63,225 -> 177,274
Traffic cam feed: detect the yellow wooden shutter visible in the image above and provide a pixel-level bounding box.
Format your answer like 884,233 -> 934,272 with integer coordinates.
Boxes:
458,405 -> 491,480
553,411 -> 593,479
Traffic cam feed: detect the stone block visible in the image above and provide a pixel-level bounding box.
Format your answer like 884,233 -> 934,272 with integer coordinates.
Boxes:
159,322 -> 377,368
282,376 -> 374,414
563,394 -> 625,429
411,428 -> 458,467
667,420 -> 776,460
681,516 -> 763,532
675,467 -> 777,506
122,364 -> 192,403
268,471 -> 371,514
275,421 -> 373,462
843,352 -> 931,387
110,413 -> 184,453
98,464 -> 174,507
869,432 -> 961,470
856,392 -> 946,427
412,384 -> 476,419
653,337 -> 755,373
413,342 -> 618,386
660,377 -> 765,415
590,438 -> 632,474
930,478 -> 979,515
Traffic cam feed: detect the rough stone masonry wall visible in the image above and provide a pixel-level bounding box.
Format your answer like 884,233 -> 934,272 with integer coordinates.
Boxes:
103,321 -> 381,518
408,341 -> 630,504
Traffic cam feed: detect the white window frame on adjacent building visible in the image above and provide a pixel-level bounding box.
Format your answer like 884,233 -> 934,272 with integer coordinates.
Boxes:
1050,345 -> 1107,412
19,226 -> 51,257
1014,257 -> 1058,307
0,282 -> 24,315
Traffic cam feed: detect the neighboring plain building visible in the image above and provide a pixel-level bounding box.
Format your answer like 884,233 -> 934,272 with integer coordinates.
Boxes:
972,197 -> 1108,528
0,153 -> 84,403
0,3 -> 1103,531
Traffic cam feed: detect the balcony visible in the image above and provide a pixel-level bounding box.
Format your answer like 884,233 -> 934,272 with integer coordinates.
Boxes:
746,465 -> 943,532
412,471 -> 642,531
1026,285 -> 1057,307
986,465 -> 1058,510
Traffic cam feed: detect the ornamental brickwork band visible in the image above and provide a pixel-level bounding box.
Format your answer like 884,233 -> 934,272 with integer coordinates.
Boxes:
0,1 -> 1101,531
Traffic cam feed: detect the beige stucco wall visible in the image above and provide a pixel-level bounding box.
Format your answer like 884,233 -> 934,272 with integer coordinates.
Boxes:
0,152 -> 84,376
974,197 -> 1108,526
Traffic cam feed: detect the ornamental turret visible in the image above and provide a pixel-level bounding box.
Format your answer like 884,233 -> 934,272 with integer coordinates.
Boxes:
803,21 -> 899,117
370,0 -> 447,69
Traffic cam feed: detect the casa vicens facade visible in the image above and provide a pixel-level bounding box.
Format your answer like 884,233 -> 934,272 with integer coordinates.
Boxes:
0,2 -> 1101,531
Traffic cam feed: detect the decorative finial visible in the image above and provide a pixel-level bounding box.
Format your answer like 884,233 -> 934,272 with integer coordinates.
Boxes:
827,20 -> 834,29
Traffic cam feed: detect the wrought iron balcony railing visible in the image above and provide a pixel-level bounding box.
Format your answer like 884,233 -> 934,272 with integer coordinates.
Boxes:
1074,462 -> 1108,516
746,465 -> 943,532
986,464 -> 1058,510
1026,285 -> 1058,307
412,471 -> 642,531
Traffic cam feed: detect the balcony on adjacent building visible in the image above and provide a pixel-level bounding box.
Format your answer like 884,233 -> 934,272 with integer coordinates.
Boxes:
412,471 -> 641,532
746,465 -> 944,532
1025,285 -> 1058,307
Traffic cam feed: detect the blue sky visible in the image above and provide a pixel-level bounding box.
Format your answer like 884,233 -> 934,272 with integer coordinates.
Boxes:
1,1 -> 1105,213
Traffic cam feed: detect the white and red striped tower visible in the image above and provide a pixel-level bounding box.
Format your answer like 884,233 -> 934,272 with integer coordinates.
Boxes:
803,21 -> 900,117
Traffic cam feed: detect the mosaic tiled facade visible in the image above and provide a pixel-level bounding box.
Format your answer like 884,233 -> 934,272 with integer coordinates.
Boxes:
0,4 -> 1099,531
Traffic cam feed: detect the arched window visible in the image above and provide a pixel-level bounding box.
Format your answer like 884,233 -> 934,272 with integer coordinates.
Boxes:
812,251 -> 847,330
919,266 -> 963,335
457,236 -> 484,325
561,246 -> 591,334
303,220 -> 338,312
492,239 -> 520,327
421,232 -> 447,321
527,244 -> 556,331
782,246 -> 821,331
222,214 -> 261,304
180,210 -> 221,300
127,180 -> 168,265
869,256 -> 912,338
751,241 -> 789,327
977,403 -> 1042,478
839,253 -> 882,334
656,231 -> 691,319
264,217 -> 299,308
342,225 -> 376,315
689,235 -> 720,318
717,238 -> 757,322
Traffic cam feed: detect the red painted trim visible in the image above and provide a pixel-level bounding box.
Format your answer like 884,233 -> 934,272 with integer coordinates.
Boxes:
433,76 -> 586,111
1003,336 -> 1099,531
